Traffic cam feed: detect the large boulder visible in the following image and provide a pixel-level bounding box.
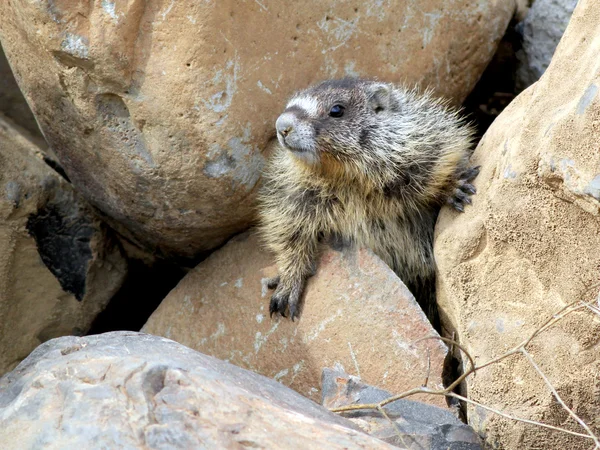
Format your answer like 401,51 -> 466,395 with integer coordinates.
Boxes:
0,1 -> 515,259
0,114 -> 126,375
143,231 -> 449,407
435,0 -> 600,448
0,332 -> 395,449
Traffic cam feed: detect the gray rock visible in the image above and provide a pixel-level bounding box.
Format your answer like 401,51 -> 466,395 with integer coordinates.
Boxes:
322,367 -> 483,450
0,332 -> 395,449
0,44 -> 43,140
516,0 -> 578,90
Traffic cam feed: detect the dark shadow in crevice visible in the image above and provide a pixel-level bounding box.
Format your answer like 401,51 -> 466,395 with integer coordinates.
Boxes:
88,258 -> 186,334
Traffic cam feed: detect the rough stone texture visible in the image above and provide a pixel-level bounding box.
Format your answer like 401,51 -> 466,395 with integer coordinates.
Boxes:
0,114 -> 126,376
0,1 -> 514,259
0,44 -> 43,141
143,231 -> 448,407
322,366 -> 483,449
515,0 -> 578,90
435,0 -> 600,448
0,332 -> 396,450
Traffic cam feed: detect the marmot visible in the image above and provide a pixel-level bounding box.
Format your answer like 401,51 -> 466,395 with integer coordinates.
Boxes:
258,78 -> 478,322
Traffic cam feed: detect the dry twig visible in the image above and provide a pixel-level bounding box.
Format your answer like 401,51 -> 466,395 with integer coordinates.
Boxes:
330,295 -> 600,446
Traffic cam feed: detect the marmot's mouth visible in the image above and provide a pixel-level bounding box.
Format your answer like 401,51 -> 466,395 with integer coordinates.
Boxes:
278,134 -> 312,154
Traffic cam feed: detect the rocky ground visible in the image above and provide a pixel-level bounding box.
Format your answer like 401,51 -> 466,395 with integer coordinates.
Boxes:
0,1 -> 598,449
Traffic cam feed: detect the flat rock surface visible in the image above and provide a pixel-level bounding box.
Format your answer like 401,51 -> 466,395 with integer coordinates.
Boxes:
143,231 -> 448,407
0,332 -> 395,450
0,0 -> 514,258
435,0 -> 600,448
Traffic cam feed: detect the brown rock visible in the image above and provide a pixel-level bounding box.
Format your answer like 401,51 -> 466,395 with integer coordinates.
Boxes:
0,332 -> 395,449
0,1 -> 514,258
435,0 -> 600,448
143,231 -> 448,407
0,114 -> 126,375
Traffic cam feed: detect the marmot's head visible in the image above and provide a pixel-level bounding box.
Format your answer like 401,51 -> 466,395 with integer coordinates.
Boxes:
275,78 -> 398,167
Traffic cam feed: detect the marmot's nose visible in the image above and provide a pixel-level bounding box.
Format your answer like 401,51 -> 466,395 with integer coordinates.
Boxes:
276,115 -> 294,137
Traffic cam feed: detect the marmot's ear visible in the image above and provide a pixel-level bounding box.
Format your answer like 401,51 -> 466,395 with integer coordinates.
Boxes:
367,84 -> 391,114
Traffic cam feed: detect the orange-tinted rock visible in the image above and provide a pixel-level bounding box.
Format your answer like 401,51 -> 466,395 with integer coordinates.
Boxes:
0,0 -> 514,258
143,231 -> 448,407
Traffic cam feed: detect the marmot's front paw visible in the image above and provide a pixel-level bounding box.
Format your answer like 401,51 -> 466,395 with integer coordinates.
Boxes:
448,166 -> 480,212
266,276 -> 305,321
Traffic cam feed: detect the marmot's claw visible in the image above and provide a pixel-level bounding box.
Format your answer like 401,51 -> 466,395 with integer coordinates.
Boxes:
461,183 -> 476,195
269,292 -> 287,317
266,276 -> 280,290
450,200 -> 465,212
450,166 -> 480,212
289,304 -> 298,321
267,277 -> 305,320
461,166 -> 480,182
453,189 -> 471,204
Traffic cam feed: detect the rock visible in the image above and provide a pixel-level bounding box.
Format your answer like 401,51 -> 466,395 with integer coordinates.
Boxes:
515,0 -> 578,90
322,366 -> 483,449
0,331 -> 396,449
143,231 -> 448,408
0,1 -> 515,259
0,114 -> 126,376
435,0 -> 600,448
0,44 -> 43,141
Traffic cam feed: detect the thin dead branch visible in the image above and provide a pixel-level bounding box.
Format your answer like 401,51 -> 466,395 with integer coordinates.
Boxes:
330,295 -> 600,446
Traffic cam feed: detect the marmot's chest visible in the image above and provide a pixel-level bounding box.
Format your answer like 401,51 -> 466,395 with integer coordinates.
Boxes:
325,185 -> 404,231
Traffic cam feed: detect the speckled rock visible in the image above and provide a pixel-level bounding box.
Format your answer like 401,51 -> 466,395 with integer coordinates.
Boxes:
143,231 -> 448,408
0,0 -> 514,259
0,114 -> 126,376
435,0 -> 600,448
516,0 -> 578,90
322,366 -> 483,449
0,332 -> 395,450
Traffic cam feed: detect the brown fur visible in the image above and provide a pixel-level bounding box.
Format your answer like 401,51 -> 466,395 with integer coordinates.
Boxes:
258,78 -> 478,322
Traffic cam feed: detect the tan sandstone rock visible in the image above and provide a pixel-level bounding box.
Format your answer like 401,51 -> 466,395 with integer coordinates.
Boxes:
0,0 -> 514,259
0,114 -> 127,376
435,0 -> 600,448
143,231 -> 448,408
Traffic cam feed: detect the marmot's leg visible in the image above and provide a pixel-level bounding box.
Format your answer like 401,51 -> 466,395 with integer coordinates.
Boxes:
266,229 -> 319,321
447,166 -> 480,212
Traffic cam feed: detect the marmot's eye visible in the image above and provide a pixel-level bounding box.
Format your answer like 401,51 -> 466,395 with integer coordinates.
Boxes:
329,104 -> 345,118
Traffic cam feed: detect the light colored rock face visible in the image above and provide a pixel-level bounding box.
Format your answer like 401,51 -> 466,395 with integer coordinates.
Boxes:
143,231 -> 448,407
0,332 -> 395,450
0,1 -> 514,258
0,115 -> 127,375
516,0 -> 578,90
435,0 -> 600,448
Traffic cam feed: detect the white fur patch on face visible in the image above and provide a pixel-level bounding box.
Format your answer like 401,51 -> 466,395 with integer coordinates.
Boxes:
286,95 -> 320,118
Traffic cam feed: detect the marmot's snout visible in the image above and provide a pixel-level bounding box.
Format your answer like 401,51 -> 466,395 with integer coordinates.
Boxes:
275,110 -> 317,162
